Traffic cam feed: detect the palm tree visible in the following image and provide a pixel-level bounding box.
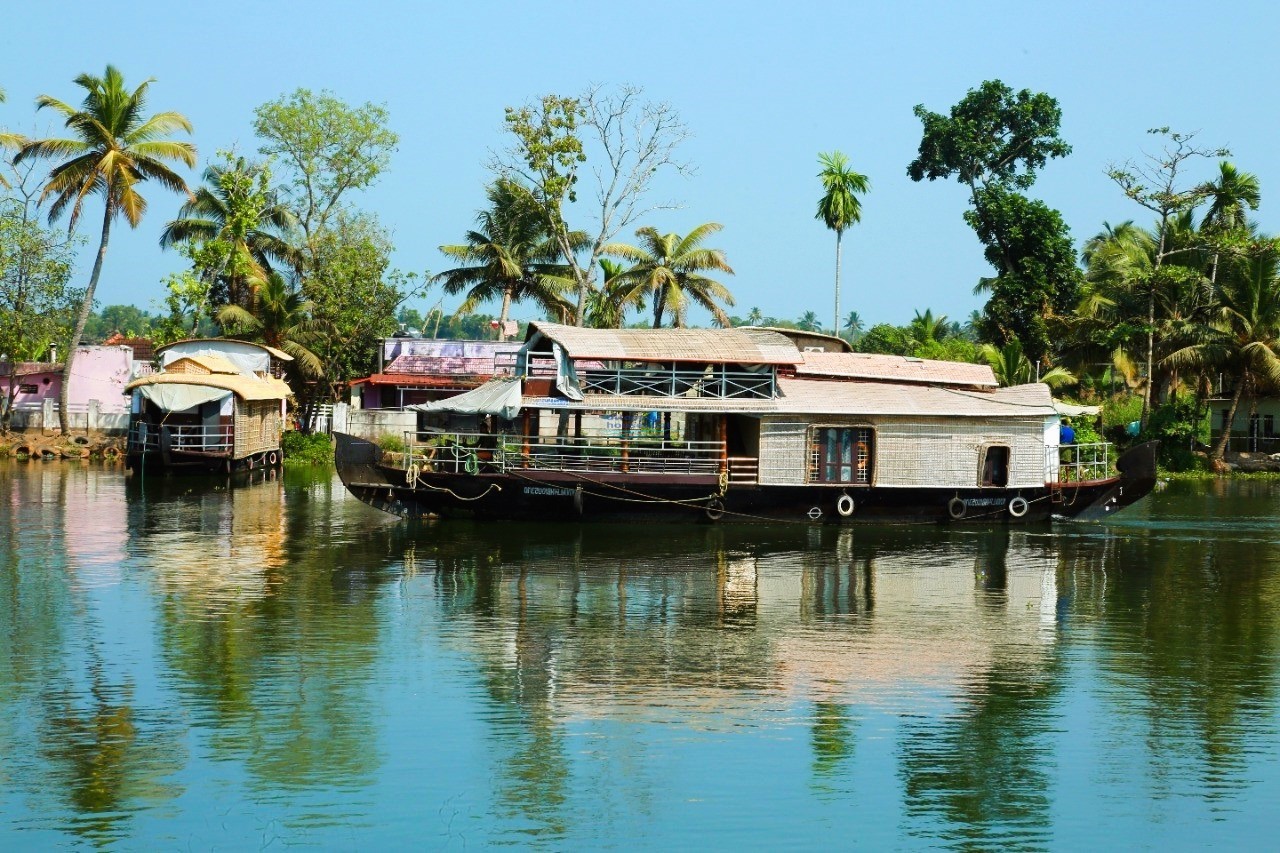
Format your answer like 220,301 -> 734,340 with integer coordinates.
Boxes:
746,306 -> 765,326
0,86 -> 25,188
584,258 -> 645,329
1164,245 -> 1280,459
797,310 -> 821,332
1201,161 -> 1261,290
160,155 -> 299,309
910,309 -> 949,343
16,65 -> 195,435
842,310 -> 864,342
215,270 -> 322,377
979,339 -> 1074,388
434,179 -> 575,341
604,222 -> 735,328
815,151 -> 869,335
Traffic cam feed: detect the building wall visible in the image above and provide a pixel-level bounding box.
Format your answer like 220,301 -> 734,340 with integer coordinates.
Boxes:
67,347 -> 134,413
1210,397 -> 1280,436
759,415 -> 1047,489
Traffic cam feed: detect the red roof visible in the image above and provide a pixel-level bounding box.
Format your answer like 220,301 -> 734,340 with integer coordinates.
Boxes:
103,334 -> 156,361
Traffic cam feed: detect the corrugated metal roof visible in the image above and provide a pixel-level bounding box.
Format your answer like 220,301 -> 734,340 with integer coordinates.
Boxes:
125,372 -> 292,401
796,351 -> 998,387
384,354 -> 502,377
526,322 -> 803,365
774,377 -> 1055,417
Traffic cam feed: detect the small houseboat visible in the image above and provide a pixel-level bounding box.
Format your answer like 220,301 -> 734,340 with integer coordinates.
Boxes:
125,339 -> 292,473
335,323 -> 1157,524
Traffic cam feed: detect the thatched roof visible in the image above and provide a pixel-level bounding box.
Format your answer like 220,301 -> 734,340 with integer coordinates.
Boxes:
156,338 -> 293,362
125,372 -> 291,402
524,322 -> 803,365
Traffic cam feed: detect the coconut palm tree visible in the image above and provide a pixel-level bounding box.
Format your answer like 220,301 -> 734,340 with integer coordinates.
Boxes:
16,65 -> 195,435
0,87 -> 24,188
604,222 -> 735,328
797,310 -> 821,332
215,270 -> 322,377
910,309 -> 949,343
842,310 -> 864,342
979,339 -> 1074,388
747,306 -> 765,326
584,258 -> 645,329
160,155 -> 299,309
1201,161 -> 1261,290
1164,245 -> 1280,459
815,151 -> 869,336
434,179 -> 577,341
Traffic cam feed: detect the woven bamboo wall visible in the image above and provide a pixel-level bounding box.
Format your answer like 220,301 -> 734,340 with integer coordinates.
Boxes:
233,399 -> 283,458
758,415 -> 1047,488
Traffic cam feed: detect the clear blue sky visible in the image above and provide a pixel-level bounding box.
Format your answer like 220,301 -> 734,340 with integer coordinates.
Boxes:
4,1 -> 1278,330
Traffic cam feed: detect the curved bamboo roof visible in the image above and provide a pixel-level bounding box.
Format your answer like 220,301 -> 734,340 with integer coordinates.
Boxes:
156,338 -> 294,362
125,372 -> 292,402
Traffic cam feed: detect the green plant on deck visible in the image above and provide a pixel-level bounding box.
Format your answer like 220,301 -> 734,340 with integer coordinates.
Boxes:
281,430 -> 333,465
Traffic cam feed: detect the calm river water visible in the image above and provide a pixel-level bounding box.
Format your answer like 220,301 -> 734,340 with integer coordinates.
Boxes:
0,462 -> 1277,849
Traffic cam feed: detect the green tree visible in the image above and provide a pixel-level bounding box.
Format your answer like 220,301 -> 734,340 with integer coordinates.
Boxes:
434,179 -> 574,340
604,223 -> 735,328
815,151 -> 869,335
496,86 -> 690,325
908,80 -> 1080,364
0,199 -> 80,430
747,306 -> 765,326
797,310 -> 821,331
216,270 -> 322,376
0,86 -> 26,189
160,152 -> 299,309
83,304 -> 154,340
1164,242 -> 1280,459
584,258 -> 644,329
909,308 -> 949,343
979,338 -> 1074,388
1201,161 -> 1260,291
842,310 -> 864,341
16,65 -> 195,435
1106,128 -> 1228,424
150,269 -> 213,346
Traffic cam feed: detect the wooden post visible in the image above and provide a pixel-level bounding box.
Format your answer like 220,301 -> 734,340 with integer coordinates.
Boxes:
719,415 -> 728,477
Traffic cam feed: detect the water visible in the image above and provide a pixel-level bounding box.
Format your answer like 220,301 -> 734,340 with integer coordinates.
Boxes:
1,463 -> 1277,849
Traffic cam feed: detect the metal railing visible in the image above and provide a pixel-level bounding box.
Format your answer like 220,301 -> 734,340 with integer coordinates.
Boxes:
1050,442 -> 1113,483
577,365 -> 775,399
401,431 -> 732,478
129,422 -> 233,454
1227,435 -> 1279,454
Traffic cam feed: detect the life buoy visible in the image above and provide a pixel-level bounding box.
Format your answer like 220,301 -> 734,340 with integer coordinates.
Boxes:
267,451 -> 278,465
836,493 -> 855,517
1008,496 -> 1029,518
706,497 -> 725,521
948,496 -> 967,520
807,506 -> 823,520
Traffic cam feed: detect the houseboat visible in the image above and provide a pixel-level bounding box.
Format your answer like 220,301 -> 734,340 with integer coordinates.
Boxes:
125,339 -> 292,473
334,323 -> 1158,524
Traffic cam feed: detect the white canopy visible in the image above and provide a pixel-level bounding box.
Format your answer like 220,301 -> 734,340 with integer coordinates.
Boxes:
407,378 -> 523,420
1053,401 -> 1102,417
135,383 -> 231,412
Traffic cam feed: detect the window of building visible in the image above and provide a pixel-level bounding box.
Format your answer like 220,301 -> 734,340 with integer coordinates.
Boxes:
18,384 -> 37,394
812,427 -> 873,485
981,445 -> 1011,487
1265,415 -> 1275,438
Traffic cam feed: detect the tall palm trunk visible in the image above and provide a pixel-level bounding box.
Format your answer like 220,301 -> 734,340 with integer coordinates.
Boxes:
59,202 -> 113,436
652,285 -> 666,329
1211,369 -> 1246,460
832,229 -> 843,337
497,286 -> 513,341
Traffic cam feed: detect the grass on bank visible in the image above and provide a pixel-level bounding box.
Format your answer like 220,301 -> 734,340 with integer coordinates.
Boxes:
282,431 -> 334,465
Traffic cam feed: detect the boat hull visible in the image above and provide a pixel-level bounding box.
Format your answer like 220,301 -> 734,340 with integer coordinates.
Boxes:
335,433 -> 1160,525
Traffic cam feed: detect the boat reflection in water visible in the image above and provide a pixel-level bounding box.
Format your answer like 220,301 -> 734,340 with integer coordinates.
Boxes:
411,520 -> 1067,846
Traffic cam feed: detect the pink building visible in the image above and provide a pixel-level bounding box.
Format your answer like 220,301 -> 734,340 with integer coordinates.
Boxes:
0,345 -> 136,414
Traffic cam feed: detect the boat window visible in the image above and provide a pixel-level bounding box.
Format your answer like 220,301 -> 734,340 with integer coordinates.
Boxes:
811,427 -> 873,485
981,445 -> 1010,487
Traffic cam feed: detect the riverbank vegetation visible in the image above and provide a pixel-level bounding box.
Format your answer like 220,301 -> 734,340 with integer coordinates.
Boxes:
3,71 -> 1278,471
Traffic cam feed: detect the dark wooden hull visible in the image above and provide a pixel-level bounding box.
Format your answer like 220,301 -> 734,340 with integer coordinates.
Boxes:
335,433 -> 1160,525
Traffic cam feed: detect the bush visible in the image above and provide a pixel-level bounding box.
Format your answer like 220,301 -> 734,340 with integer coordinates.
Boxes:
377,432 -> 406,454
1141,399 -> 1210,471
282,431 -> 334,465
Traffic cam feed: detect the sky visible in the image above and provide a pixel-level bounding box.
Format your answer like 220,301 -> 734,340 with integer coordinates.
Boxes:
4,0 -> 1280,332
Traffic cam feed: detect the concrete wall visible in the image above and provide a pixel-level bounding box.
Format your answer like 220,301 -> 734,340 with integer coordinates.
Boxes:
0,346 -> 133,415
7,398 -> 130,434
332,403 -> 416,442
